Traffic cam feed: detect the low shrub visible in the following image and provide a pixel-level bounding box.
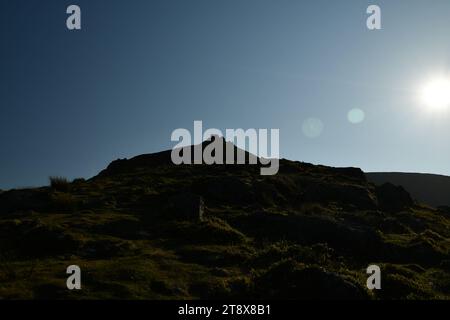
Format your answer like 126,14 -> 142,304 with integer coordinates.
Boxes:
49,176 -> 71,192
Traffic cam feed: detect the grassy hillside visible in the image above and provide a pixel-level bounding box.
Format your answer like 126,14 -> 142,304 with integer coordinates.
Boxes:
0,147 -> 449,300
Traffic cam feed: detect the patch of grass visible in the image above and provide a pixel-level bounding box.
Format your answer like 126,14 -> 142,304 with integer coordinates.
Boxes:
253,259 -> 369,300
251,242 -> 335,269
49,176 -> 71,192
182,217 -> 249,245
176,244 -> 254,267
49,192 -> 80,213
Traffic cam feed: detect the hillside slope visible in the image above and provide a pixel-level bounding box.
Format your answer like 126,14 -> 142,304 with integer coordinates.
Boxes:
0,143 -> 449,300
367,172 -> 450,207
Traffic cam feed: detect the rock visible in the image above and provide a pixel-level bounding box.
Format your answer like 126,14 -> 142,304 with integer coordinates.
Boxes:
330,167 -> 367,182
375,183 -> 414,212
380,217 -> 409,234
255,259 -> 369,299
301,183 -> 377,210
194,176 -> 254,205
167,193 -> 205,221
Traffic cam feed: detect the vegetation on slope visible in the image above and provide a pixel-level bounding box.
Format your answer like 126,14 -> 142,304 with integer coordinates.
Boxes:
0,152 -> 449,300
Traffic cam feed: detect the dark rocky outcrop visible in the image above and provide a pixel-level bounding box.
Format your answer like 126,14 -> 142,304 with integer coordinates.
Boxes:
375,183 -> 414,212
301,183 -> 377,210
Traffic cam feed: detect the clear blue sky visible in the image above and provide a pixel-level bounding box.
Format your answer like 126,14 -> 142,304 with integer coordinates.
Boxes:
1,0 -> 450,189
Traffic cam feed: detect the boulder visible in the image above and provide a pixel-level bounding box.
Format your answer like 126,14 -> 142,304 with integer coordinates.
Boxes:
301,183 -> 377,210
375,183 -> 414,212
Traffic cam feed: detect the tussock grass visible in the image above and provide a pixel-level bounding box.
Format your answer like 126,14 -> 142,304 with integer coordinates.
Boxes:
49,176 -> 71,192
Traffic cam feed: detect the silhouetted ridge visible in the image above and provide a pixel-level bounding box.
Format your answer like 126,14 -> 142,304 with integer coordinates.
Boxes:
98,136 -> 264,177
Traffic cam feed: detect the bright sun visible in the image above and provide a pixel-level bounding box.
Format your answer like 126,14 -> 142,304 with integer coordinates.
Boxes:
421,77 -> 450,110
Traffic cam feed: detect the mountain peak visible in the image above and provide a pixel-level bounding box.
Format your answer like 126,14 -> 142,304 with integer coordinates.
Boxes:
98,136 -> 263,177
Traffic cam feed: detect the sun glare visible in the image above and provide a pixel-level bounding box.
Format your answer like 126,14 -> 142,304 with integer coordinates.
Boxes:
420,77 -> 450,111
